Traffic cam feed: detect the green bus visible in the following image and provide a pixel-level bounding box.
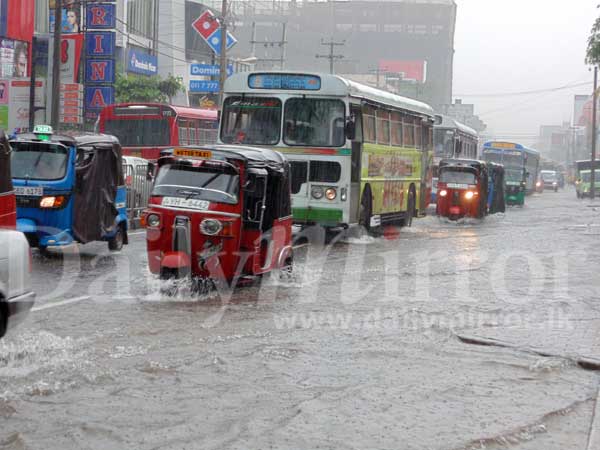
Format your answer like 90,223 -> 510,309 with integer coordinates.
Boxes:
220,72 -> 435,231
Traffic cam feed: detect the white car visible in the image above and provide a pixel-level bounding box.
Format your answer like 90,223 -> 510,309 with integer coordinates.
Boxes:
0,229 -> 35,338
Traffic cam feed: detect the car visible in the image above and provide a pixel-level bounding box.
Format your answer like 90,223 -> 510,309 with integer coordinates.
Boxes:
540,170 -> 559,192
0,229 -> 35,338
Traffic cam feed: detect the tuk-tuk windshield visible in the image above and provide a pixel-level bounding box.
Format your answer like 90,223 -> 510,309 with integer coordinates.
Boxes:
11,142 -> 69,181
153,163 -> 239,205
439,168 -> 477,185
505,168 -> 524,183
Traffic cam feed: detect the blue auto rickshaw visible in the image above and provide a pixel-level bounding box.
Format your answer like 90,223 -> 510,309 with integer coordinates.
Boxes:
10,125 -> 128,252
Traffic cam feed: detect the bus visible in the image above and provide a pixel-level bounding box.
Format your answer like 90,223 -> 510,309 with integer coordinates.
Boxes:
431,115 -> 478,203
97,103 -> 218,160
482,141 -> 540,199
219,72 -> 435,231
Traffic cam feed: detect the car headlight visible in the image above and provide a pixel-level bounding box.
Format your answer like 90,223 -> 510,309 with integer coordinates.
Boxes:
200,219 -> 223,236
465,191 -> 475,200
325,188 -> 337,200
311,186 -> 324,200
439,189 -> 448,197
146,213 -> 160,227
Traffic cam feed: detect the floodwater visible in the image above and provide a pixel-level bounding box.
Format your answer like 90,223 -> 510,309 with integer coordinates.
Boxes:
2,187 -> 600,449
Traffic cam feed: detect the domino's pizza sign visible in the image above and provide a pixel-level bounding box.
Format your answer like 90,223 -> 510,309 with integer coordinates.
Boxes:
192,10 -> 237,56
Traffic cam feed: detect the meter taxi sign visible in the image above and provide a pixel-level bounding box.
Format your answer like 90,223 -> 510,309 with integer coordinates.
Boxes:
33,125 -> 54,135
174,148 -> 213,159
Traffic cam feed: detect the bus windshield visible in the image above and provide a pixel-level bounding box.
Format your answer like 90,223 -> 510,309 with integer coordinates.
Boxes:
434,129 -> 454,156
11,142 -> 69,181
284,98 -> 345,147
152,163 -> 239,205
104,118 -> 171,147
221,97 -> 282,145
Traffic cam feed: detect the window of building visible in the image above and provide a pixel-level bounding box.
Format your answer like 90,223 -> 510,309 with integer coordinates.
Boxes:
127,0 -> 158,40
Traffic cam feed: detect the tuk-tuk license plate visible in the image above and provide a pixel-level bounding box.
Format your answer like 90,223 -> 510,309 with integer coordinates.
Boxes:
450,206 -> 461,215
15,186 -> 43,196
162,197 -> 210,211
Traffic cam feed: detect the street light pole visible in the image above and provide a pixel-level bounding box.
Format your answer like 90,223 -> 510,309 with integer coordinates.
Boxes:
218,0 -> 227,111
592,66 -> 598,199
50,0 -> 62,129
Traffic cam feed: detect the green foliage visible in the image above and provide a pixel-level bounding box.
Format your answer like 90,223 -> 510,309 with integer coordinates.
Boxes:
115,72 -> 165,103
158,75 -> 185,103
114,72 -> 186,104
587,5 -> 600,65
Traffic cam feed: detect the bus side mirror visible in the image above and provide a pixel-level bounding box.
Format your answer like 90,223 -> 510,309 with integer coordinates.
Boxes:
345,118 -> 356,141
434,114 -> 443,125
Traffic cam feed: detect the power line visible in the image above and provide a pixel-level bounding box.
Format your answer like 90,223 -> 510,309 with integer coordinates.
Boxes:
455,81 -> 593,98
315,38 -> 344,74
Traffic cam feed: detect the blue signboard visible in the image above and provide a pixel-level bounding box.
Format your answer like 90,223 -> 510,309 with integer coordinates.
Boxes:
85,31 -> 116,57
248,74 -> 321,91
190,64 -> 233,77
85,59 -> 115,83
189,80 -> 220,93
86,3 -> 117,30
205,29 -> 237,57
0,0 -> 7,37
85,86 -> 114,111
128,48 -> 158,76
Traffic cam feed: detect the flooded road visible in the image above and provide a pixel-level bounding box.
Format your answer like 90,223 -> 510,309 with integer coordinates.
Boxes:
2,187 -> 600,449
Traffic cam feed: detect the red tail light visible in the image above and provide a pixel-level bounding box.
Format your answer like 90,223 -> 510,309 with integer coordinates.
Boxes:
126,175 -> 133,186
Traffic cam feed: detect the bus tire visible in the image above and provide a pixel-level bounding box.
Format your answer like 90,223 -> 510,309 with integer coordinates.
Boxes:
359,185 -> 373,232
404,186 -> 416,227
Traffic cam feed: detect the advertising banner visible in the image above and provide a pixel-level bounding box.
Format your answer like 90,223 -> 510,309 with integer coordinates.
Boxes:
85,31 -> 116,57
85,59 -> 115,83
127,48 -> 158,76
49,0 -> 82,34
0,39 -> 28,79
8,79 -> 45,133
86,3 -> 116,29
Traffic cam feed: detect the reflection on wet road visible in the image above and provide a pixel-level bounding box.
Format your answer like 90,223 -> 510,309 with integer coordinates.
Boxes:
2,188 -> 600,449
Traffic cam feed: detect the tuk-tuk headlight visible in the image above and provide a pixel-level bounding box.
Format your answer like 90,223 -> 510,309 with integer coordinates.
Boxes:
439,189 -> 448,197
465,191 -> 475,200
200,219 -> 223,236
325,188 -> 337,200
40,195 -> 66,209
146,213 -> 160,228
311,186 -> 324,200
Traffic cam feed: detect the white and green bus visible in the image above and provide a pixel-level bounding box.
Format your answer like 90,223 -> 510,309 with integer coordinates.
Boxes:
219,72 -> 435,230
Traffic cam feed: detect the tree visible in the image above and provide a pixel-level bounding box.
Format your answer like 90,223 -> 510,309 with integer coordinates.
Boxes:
587,5 -> 600,65
115,72 -> 165,103
158,74 -> 185,104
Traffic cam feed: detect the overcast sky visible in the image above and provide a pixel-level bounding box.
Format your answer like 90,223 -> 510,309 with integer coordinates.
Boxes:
453,0 -> 598,141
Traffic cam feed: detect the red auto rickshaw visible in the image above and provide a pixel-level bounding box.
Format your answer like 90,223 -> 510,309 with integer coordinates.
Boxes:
436,159 -> 489,220
143,145 -> 293,286
0,130 -> 16,228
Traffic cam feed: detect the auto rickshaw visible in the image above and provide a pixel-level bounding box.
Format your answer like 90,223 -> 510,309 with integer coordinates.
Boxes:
143,145 -> 293,285
504,167 -> 527,206
0,130 -> 16,228
10,125 -> 129,252
436,159 -> 489,220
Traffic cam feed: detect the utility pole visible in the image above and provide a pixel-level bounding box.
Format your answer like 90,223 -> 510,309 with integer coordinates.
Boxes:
369,67 -> 388,88
592,65 -> 598,199
218,0 -> 227,111
28,36 -> 37,130
249,22 -> 288,70
50,0 -> 62,129
316,38 -> 345,74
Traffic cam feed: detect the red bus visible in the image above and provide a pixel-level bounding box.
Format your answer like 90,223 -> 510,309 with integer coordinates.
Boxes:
97,103 -> 219,160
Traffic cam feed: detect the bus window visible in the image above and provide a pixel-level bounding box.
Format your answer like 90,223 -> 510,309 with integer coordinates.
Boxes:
290,161 -> 308,194
376,110 -> 390,145
403,116 -> 415,147
284,98 -> 345,147
363,105 -> 376,143
310,161 -> 341,183
390,111 -> 403,146
221,97 -> 282,145
415,120 -> 422,149
105,118 -> 171,147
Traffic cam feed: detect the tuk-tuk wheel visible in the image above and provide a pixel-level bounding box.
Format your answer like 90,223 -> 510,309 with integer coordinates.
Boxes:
108,225 -> 125,251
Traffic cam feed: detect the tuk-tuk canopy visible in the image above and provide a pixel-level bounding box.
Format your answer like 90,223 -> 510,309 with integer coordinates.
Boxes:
159,145 -> 288,173
11,131 -> 120,149
439,158 -> 487,174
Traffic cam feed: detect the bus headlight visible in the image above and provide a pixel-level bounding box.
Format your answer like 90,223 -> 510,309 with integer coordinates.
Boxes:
465,191 -> 475,200
325,188 -> 337,200
200,219 -> 223,236
439,189 -> 448,197
311,186 -> 324,200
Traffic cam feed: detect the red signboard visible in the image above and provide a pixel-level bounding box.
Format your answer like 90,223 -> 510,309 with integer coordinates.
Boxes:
379,60 -> 428,83
192,10 -> 219,40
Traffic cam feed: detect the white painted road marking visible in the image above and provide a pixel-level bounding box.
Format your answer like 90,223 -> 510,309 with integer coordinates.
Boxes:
32,295 -> 91,312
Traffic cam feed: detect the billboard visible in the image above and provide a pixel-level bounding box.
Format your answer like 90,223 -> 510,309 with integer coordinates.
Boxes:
378,60 -> 428,83
0,39 -> 28,78
49,0 -> 82,34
